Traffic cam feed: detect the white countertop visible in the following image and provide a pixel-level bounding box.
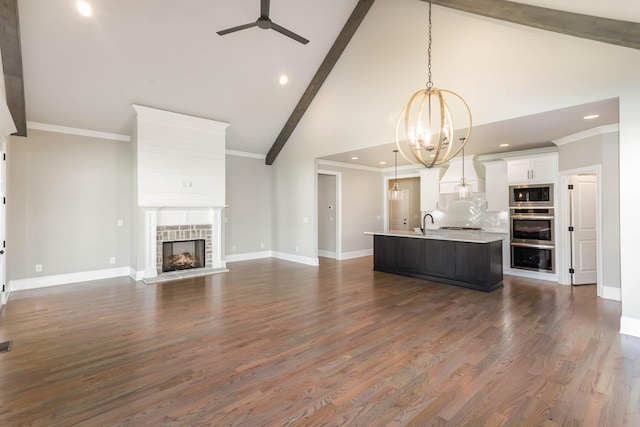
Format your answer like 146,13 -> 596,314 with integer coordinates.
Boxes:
364,230 -> 505,244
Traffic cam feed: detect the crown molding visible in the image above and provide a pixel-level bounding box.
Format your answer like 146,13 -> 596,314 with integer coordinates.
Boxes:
317,159 -> 382,173
553,124 -> 619,146
27,121 -> 131,142
225,149 -> 266,160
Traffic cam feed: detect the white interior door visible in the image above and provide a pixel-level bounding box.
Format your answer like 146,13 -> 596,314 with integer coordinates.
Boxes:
571,174 -> 597,285
389,190 -> 410,230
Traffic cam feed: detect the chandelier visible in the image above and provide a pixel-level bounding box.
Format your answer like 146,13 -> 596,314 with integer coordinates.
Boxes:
395,0 -> 472,168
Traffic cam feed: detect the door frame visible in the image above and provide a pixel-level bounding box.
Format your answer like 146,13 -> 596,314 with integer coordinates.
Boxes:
383,171 -> 420,232
558,165 -> 602,296
317,170 -> 342,260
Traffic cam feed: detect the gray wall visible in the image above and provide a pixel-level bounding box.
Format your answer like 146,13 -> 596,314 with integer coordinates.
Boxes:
318,164 -> 383,254
317,174 -> 336,253
225,155 -> 272,256
7,129 -> 132,280
558,130 -> 620,289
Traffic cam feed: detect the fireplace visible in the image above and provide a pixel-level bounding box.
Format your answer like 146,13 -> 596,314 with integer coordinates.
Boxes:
162,239 -> 205,272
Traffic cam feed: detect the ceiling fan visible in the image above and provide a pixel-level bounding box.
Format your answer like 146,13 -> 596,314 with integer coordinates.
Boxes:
217,0 -> 309,45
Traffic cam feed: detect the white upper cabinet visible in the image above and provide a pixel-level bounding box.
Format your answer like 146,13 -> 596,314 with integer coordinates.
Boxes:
506,153 -> 557,184
484,160 -> 508,211
420,167 -> 442,211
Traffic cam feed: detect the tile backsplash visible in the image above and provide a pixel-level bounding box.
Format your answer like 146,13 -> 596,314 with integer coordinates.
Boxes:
428,193 -> 508,231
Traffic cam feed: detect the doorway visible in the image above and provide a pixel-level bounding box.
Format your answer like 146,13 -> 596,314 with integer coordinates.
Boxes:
559,167 -> 603,296
317,171 -> 342,259
569,174 -> 597,285
386,176 -> 420,231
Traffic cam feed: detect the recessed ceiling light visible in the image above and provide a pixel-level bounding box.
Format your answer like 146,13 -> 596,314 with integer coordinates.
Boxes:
279,75 -> 289,85
379,161 -> 386,165
351,156 -> 359,160
76,1 -> 93,17
499,143 -> 509,147
583,114 -> 599,120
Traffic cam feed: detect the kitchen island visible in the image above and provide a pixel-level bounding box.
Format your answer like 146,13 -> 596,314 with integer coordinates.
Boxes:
365,230 -> 504,292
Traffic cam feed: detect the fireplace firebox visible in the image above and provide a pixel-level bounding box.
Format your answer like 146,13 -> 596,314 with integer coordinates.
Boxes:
162,239 -> 205,272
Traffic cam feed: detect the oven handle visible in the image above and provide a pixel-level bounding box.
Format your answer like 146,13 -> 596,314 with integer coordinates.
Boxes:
510,215 -> 554,220
510,242 -> 555,250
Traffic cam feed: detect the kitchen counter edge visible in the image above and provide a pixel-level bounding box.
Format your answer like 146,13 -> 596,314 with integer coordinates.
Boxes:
364,230 -> 505,244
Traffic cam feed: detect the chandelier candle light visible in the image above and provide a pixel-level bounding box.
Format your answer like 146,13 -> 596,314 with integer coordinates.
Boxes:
395,0 -> 472,168
389,149 -> 403,201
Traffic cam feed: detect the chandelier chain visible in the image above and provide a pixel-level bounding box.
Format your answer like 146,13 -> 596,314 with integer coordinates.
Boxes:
427,0 -> 433,89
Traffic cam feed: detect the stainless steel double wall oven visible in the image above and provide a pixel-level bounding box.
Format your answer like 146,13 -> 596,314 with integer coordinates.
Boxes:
509,184 -> 555,273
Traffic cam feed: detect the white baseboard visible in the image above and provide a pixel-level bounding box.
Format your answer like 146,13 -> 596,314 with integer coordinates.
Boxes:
602,286 -> 622,301
339,249 -> 373,260
504,268 -> 559,282
620,316 -> 640,338
10,267 -> 132,292
318,250 -> 336,259
226,251 -> 273,263
272,251 -> 319,267
129,268 -> 146,281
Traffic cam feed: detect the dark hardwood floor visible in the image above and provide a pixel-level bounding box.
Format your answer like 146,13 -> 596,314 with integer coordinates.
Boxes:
0,256 -> 638,426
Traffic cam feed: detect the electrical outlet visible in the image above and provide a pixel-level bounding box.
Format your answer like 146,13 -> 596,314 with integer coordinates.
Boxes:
260,243 -> 264,249
295,246 -> 299,252
117,219 -> 124,227
302,217 -> 308,224
232,245 -> 236,251
109,257 -> 116,265
35,264 -> 42,272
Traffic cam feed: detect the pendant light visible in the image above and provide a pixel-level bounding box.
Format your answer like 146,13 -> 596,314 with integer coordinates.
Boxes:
454,140 -> 473,201
395,0 -> 472,168
389,150 -> 403,201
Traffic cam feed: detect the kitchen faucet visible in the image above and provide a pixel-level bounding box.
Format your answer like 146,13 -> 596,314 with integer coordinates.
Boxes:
420,213 -> 434,235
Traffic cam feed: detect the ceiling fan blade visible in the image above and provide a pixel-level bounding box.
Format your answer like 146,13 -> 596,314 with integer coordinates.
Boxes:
271,22 -> 309,44
261,0 -> 270,19
217,22 -> 259,36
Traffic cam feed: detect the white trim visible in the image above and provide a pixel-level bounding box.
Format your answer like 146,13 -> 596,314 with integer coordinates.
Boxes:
318,250 -> 337,259
9,267 -> 131,291
553,124 -> 619,146
504,268 -> 559,282
339,249 -> 373,260
317,159 -> 382,173
272,251 -> 319,266
317,169 -> 343,260
129,267 -> 145,281
620,316 -> 640,338
381,164 -> 423,174
602,286 -> 622,301
132,104 -> 230,132
27,121 -> 131,142
225,149 -> 266,160
226,251 -> 272,262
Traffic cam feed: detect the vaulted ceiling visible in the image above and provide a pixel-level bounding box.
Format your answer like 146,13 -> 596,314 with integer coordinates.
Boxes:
3,0 -> 638,165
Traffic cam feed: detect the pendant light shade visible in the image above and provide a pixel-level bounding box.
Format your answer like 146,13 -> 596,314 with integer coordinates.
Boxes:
395,0 -> 472,168
389,150 -> 403,201
453,143 -> 473,201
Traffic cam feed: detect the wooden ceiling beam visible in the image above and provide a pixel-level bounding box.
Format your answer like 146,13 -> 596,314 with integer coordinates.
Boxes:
0,0 -> 27,137
429,0 -> 640,51
265,0 -> 375,165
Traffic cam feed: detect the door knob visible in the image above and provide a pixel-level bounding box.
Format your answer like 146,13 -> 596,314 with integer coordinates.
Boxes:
0,250 -> 4,254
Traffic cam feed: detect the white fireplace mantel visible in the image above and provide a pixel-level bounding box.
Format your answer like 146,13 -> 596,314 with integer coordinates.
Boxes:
141,206 -> 226,282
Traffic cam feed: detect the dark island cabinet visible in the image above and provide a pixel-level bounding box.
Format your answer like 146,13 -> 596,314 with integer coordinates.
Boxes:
373,235 -> 503,292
